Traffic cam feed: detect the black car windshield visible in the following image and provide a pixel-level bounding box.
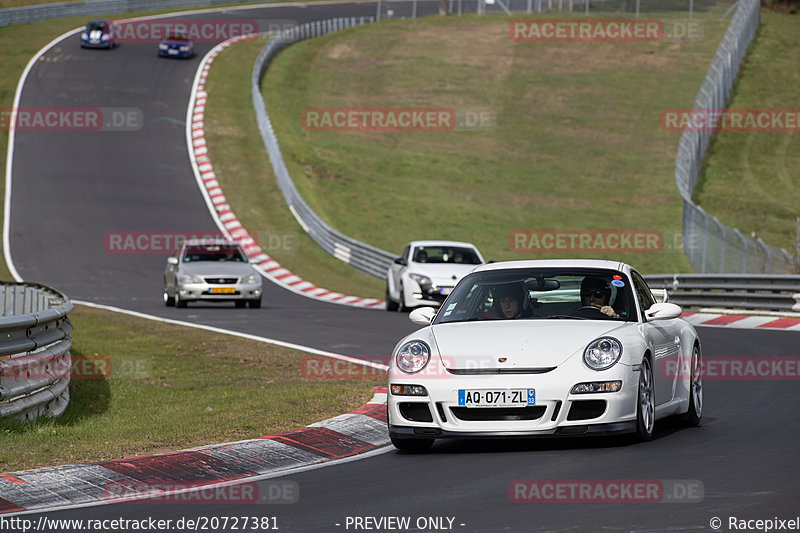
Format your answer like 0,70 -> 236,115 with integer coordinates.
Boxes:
434,268 -> 635,324
412,246 -> 481,265
182,245 -> 248,263
87,22 -> 108,31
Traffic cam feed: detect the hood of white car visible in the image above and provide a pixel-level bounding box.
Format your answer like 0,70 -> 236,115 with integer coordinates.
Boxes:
431,320 -> 625,370
411,263 -> 480,286
181,262 -> 257,278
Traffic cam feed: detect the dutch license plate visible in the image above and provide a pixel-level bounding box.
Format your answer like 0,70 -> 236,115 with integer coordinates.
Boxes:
209,287 -> 236,294
168,49 -> 178,55
457,389 -> 535,408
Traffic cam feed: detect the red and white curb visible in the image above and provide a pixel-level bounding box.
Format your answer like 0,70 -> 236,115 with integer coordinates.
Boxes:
682,312 -> 800,331
187,35 -> 386,310
0,387 -> 390,515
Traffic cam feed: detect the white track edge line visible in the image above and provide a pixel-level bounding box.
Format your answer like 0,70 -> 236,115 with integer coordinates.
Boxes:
74,300 -> 389,371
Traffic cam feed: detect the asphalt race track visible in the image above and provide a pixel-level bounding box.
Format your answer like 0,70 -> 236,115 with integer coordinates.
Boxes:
6,2 -> 800,531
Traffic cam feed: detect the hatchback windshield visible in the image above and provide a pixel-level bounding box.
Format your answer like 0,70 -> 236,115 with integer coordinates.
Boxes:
412,246 -> 481,265
434,268 -> 635,323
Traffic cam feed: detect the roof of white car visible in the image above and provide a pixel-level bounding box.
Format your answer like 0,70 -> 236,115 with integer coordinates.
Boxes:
473,259 -> 630,272
409,240 -> 480,248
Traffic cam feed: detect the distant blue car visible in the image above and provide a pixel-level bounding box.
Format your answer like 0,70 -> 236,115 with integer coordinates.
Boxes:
158,33 -> 195,59
80,20 -> 117,49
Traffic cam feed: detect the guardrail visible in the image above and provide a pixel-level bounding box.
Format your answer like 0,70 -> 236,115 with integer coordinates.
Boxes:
645,274 -> 800,313
0,282 -> 74,421
252,17 -> 397,279
675,0 -> 797,274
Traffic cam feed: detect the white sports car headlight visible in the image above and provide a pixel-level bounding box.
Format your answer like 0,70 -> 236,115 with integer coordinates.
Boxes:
395,340 -> 431,374
583,337 -> 622,371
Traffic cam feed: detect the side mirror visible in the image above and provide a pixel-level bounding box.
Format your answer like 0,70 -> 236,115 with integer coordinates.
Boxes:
651,289 -> 669,303
393,257 -> 406,266
645,302 -> 682,320
167,256 -> 178,265
409,307 -> 437,325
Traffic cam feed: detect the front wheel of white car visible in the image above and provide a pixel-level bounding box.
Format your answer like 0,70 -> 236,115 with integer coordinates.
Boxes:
163,288 -> 174,307
683,345 -> 703,426
635,357 -> 655,441
390,435 -> 434,452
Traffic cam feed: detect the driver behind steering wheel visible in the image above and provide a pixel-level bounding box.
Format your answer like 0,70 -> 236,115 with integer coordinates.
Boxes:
579,277 -> 620,318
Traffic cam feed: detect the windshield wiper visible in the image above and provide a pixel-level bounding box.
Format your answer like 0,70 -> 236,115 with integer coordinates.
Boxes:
546,315 -> 587,320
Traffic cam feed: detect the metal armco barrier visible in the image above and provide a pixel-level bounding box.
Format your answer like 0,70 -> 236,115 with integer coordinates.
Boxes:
645,274 -> 800,313
252,17 -> 397,280
675,0 -> 796,274
0,283 -> 74,421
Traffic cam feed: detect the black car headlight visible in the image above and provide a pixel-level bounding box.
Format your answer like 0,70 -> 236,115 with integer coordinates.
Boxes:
583,337 -> 622,371
395,340 -> 431,374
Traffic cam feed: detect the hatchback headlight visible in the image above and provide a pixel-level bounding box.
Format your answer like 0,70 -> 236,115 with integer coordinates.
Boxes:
81,32 -> 88,39
159,44 -> 168,50
408,273 -> 433,289
179,274 -> 203,284
395,340 -> 431,374
243,274 -> 260,285
583,337 -> 622,371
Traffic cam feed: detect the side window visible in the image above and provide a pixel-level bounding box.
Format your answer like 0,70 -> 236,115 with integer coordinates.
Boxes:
631,271 -> 655,319
401,245 -> 410,263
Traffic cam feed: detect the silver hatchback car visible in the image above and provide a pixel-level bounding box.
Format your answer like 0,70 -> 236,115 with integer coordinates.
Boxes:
163,239 -> 262,308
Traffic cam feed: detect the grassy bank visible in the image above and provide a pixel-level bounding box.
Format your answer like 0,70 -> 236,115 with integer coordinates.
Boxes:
259,10 -> 733,280
0,305 -> 385,472
694,11 -> 800,262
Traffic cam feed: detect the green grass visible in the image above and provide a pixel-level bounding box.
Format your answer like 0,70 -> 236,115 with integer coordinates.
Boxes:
0,305 -> 385,472
256,11 -> 735,280
694,11 -> 800,262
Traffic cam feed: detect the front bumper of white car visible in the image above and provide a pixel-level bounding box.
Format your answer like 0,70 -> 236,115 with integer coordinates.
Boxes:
388,361 -> 640,438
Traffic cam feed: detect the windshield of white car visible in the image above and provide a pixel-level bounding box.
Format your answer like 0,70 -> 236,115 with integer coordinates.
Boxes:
434,268 -> 635,324
182,246 -> 248,263
412,246 -> 481,265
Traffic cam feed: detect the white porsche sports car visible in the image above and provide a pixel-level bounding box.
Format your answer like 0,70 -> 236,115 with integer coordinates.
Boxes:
388,259 -> 702,451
